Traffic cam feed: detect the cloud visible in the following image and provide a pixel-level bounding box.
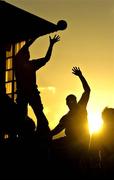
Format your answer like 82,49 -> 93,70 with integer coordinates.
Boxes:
39,86 -> 56,94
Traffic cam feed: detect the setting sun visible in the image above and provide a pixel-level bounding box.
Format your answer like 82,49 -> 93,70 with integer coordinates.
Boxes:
88,110 -> 103,135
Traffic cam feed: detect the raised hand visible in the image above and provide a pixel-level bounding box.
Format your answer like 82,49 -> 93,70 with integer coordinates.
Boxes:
49,34 -> 60,45
72,66 -> 82,77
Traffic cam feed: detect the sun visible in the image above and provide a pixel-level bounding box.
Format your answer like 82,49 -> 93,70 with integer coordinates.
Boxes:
88,110 -> 103,135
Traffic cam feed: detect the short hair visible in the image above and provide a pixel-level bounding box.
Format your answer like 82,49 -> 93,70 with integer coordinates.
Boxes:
102,107 -> 114,122
66,94 -> 76,102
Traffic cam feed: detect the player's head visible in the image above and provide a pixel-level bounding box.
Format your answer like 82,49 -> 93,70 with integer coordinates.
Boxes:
66,94 -> 77,109
102,107 -> 114,124
15,47 -> 30,62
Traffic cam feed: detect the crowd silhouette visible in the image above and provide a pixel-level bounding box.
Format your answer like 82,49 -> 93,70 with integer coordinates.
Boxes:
0,33 -> 114,179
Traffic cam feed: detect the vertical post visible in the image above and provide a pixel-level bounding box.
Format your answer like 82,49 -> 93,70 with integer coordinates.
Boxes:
0,45 -> 6,95
12,43 -> 15,101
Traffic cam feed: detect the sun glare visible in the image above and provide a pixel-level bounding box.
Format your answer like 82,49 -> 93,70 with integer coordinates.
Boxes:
88,111 -> 103,135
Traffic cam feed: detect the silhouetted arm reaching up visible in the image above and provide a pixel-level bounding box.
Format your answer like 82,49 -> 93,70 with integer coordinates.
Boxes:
72,66 -> 90,105
31,34 -> 60,70
45,34 -> 60,60
72,66 -> 90,93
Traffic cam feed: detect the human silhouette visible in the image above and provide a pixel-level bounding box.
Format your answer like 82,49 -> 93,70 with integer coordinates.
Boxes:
51,66 -> 91,170
100,107 -> 114,171
90,107 -> 114,177
14,35 -> 60,139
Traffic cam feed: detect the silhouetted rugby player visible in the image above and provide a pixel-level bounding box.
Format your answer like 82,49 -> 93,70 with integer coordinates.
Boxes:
14,35 -> 60,138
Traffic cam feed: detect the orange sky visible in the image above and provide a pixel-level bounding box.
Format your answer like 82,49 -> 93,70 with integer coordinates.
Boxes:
6,0 -> 114,134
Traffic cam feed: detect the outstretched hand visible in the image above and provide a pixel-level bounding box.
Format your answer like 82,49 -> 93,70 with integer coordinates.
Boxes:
49,34 -> 60,45
72,66 -> 82,77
